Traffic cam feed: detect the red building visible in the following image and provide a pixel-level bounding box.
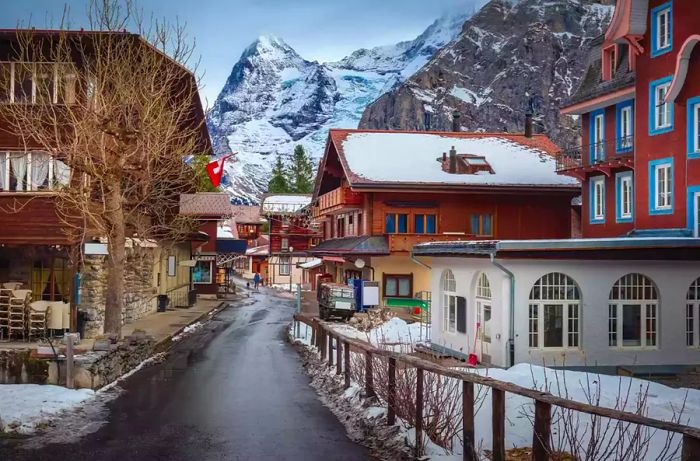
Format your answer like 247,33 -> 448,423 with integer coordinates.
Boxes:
559,0 -> 700,238
260,194 -> 319,288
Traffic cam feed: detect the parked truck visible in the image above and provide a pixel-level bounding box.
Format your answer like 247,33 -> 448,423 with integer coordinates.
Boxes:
317,282 -> 356,321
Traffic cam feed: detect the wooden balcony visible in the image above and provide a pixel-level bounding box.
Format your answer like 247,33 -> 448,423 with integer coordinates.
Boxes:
317,186 -> 363,216
388,233 -> 484,253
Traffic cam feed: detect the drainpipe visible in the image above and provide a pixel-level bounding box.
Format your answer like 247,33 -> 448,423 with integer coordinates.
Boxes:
489,253 -> 515,368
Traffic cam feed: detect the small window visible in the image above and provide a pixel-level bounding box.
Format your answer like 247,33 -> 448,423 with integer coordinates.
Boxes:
616,173 -> 633,222
617,103 -> 633,152
383,274 -> 412,298
695,103 -> 700,154
652,3 -> 672,56
591,112 -> 605,161
14,63 -> 32,103
687,278 -> 700,347
385,213 -> 408,234
655,83 -> 671,129
193,261 -> 213,284
279,256 -> 290,276
0,63 -> 11,103
590,176 -> 605,223
441,270 -> 456,333
650,77 -> 674,134
688,99 -> 700,156
281,238 -> 289,250
414,214 -> 437,234
470,213 -> 493,236
167,255 -> 176,277
654,162 -> 672,211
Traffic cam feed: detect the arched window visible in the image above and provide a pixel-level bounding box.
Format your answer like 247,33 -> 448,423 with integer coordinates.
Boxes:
687,278 -> 700,347
528,273 -> 581,349
475,273 -> 492,344
442,270 -> 457,333
609,274 -> 658,348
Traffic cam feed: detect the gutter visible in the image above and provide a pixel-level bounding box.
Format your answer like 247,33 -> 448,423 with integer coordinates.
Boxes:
410,250 -> 431,270
489,251 -> 515,368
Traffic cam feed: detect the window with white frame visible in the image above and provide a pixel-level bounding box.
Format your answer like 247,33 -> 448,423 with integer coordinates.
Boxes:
608,273 -> 658,348
0,62 -> 77,105
693,103 -> 700,154
0,151 -> 71,192
475,272 -> 492,343
655,163 -> 672,209
281,237 -> 289,251
655,5 -> 672,52
528,273 -> 581,349
279,256 -> 290,276
591,176 -> 605,222
618,173 -> 633,220
593,113 -> 605,160
441,269 -> 457,333
654,82 -> 672,130
620,106 -> 633,149
687,278 -> 700,347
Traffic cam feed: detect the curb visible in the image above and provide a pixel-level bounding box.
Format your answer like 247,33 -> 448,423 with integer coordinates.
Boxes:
153,298 -> 236,352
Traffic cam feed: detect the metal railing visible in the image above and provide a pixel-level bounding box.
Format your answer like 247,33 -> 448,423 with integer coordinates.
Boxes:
556,137 -> 634,172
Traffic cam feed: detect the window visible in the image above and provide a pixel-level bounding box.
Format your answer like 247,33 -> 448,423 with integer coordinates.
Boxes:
652,2 -> 672,57
650,77 -> 674,135
414,214 -> 437,234
687,278 -> 700,347
649,158 -> 673,214
590,176 -> 605,223
0,151 -> 71,192
590,110 -> 605,162
528,273 -> 581,349
383,273 -> 412,298
281,238 -> 289,251
0,62 -> 77,105
193,261 -> 213,284
279,256 -> 290,275
167,255 -> 176,277
385,213 -> 408,234
609,274 -> 658,348
475,273 -> 492,343
0,63 -> 10,103
441,270 -> 457,333
616,101 -> 633,152
616,172 -> 633,222
686,97 -> 700,157
470,213 -> 493,236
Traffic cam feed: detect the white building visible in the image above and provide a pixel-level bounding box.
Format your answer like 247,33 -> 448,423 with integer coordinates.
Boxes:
414,238 -> 700,373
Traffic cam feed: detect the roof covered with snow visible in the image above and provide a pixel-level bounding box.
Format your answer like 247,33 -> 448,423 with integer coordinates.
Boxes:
179,193 -> 232,217
325,129 -> 579,191
261,194 -> 312,214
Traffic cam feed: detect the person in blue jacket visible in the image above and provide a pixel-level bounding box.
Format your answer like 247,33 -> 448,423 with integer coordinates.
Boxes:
253,272 -> 261,292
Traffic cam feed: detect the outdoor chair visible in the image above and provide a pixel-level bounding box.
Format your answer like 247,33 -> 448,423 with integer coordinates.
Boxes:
47,301 -> 70,335
28,301 -> 50,340
8,294 -> 27,341
0,289 -> 10,340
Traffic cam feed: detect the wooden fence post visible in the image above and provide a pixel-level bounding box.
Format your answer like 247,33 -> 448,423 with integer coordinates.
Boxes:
344,341 -> 351,389
311,320 -> 316,347
320,327 -> 327,361
365,350 -> 375,398
66,333 -> 75,389
682,435 -> 700,461
532,401 -> 552,461
328,334 -> 334,368
336,338 -> 342,375
387,357 -> 396,426
463,381 -> 476,461
415,367 -> 424,458
491,388 -> 506,461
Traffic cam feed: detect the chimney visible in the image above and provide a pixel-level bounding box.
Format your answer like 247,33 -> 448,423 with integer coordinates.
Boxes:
442,152 -> 447,162
452,111 -> 461,132
525,113 -> 533,138
449,146 -> 457,173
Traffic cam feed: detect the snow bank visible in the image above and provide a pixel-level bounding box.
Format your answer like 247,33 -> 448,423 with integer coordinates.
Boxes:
0,384 -> 95,434
329,317 -> 427,349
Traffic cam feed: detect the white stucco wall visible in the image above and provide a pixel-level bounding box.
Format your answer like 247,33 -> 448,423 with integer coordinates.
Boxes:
430,257 -> 700,369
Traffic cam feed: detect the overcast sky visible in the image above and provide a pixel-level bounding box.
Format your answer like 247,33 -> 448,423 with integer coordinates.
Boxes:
3,0 -> 486,106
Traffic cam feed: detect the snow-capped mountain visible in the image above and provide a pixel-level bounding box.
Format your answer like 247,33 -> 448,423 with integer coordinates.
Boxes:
359,0 -> 615,149
207,9 -> 476,203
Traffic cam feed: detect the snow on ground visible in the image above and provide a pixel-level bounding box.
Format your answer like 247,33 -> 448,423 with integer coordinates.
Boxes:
172,321 -> 205,342
0,384 -> 95,434
329,317 -> 427,349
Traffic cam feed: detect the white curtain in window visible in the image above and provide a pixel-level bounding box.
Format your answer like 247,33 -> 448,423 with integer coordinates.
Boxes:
31,152 -> 50,190
0,152 -> 5,190
55,159 -> 71,186
10,153 -> 27,191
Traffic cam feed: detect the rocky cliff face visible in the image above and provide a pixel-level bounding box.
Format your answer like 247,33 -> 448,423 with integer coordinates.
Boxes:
359,0 -> 614,148
207,10 -> 474,203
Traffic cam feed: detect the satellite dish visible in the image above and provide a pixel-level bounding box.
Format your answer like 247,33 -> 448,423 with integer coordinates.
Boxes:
354,258 -> 366,269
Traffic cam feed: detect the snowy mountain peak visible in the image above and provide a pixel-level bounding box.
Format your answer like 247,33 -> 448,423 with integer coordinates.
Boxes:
245,34 -> 299,59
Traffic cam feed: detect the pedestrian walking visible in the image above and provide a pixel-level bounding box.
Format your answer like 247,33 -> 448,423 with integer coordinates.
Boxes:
253,272 -> 261,292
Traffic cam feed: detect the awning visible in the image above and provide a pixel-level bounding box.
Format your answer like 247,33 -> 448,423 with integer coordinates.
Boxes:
322,256 -> 345,263
308,236 -> 390,256
299,258 -> 323,269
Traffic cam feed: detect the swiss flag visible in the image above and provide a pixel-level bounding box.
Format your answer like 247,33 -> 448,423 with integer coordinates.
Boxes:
206,154 -> 233,187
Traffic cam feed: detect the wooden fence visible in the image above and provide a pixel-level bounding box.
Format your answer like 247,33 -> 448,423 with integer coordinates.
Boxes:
293,313 -> 700,461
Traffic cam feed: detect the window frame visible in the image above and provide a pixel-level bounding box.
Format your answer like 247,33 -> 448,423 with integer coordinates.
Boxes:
385,212 -> 408,234
414,213 -> 437,234
441,270 -> 457,333
279,255 -> 291,276
0,61 -> 78,105
528,272 -> 581,350
383,273 -> 413,299
651,2 -> 673,58
616,100 -> 634,153
589,176 -> 605,224
470,213 -> 493,236
608,273 -> 659,349
649,76 -> 674,135
589,109 -> 606,162
649,157 -> 673,215
193,260 -> 213,285
615,171 -> 633,222
685,96 -> 700,159
687,278 -> 700,348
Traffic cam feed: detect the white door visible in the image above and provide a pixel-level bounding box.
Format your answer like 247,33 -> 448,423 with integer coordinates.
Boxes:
695,192 -> 700,238
476,300 -> 492,363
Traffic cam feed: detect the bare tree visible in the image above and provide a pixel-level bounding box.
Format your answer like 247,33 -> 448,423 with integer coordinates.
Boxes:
2,0 -> 208,336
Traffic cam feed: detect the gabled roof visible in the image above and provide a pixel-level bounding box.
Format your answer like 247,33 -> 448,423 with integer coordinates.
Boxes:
314,129 -> 578,199
260,194 -> 312,215
230,205 -> 264,224
179,193 -> 232,217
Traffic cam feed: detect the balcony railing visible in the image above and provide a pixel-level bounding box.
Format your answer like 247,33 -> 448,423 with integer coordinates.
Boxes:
317,186 -> 363,215
556,136 -> 634,172
0,151 -> 71,192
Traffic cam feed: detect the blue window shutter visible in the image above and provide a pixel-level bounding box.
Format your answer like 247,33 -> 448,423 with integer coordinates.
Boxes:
426,214 -> 436,234
414,214 -> 424,233
385,214 -> 395,233
456,297 -> 467,333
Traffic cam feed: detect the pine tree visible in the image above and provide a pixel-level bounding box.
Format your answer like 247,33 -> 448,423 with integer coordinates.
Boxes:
267,154 -> 290,193
288,144 -> 314,193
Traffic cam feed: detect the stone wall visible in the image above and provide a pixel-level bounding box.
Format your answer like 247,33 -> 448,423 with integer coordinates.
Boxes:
80,248 -> 158,339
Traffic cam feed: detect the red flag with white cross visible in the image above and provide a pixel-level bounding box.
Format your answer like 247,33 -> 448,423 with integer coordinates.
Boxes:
206,154 -> 233,187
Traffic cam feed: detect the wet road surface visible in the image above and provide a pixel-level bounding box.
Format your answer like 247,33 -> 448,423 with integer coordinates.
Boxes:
1,289 -> 372,461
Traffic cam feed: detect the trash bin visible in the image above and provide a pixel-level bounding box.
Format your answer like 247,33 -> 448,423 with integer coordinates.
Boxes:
157,294 -> 169,312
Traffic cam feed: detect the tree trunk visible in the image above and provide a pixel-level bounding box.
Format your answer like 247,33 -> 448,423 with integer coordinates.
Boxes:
104,182 -> 126,337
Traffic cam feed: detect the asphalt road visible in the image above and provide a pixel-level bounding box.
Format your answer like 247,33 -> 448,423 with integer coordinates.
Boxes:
1,289 -> 372,461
